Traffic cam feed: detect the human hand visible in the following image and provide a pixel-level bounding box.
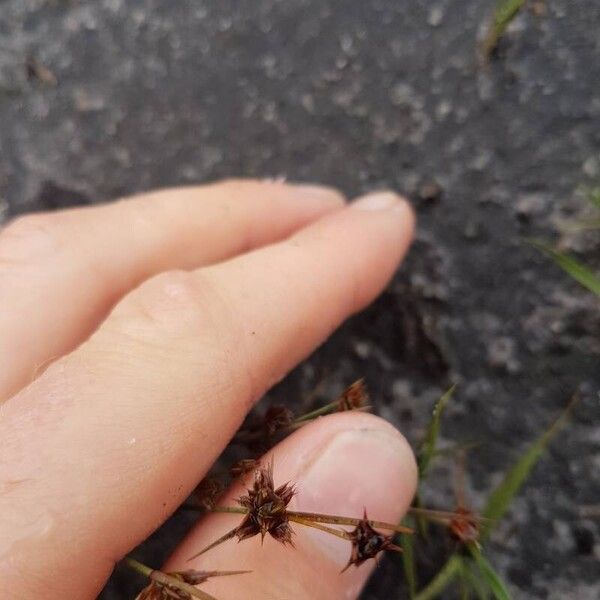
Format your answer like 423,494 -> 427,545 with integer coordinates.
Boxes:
0,180 -> 417,599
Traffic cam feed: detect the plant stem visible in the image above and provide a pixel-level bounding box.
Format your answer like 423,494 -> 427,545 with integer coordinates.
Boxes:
124,557 -> 218,600
286,510 -> 413,534
289,515 -> 352,540
212,505 -> 247,515
293,400 -> 340,423
125,556 -> 153,578
210,505 -> 412,534
400,516 -> 418,599
414,555 -> 463,600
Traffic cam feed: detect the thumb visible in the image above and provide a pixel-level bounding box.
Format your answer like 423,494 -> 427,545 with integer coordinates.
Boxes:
164,412 -> 417,599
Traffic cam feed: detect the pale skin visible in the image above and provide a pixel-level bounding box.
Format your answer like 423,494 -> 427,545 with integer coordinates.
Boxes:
0,179 -> 418,599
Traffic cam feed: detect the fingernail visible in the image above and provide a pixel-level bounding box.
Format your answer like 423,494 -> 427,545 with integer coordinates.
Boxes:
290,183 -> 346,205
351,191 -> 405,211
293,427 -> 415,569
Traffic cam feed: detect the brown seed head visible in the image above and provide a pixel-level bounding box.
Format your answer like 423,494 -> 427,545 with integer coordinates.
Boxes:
230,458 -> 261,478
449,506 -> 480,544
239,405 -> 295,451
136,569 -> 248,600
263,405 -> 295,437
342,510 -> 402,572
337,379 -> 369,412
194,478 -> 225,511
236,460 -> 296,545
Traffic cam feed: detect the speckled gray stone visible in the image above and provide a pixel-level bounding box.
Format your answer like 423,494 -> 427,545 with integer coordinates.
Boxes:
1,1 -> 599,599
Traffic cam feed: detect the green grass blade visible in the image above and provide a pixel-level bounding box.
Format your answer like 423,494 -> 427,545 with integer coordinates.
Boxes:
468,545 -> 512,600
495,0 -> 527,25
459,575 -> 472,600
529,240 -> 600,297
463,560 -> 491,600
482,0 -> 527,58
414,555 -> 463,600
401,519 -> 417,599
418,384 -> 456,477
481,396 -> 576,537
411,492 -> 430,540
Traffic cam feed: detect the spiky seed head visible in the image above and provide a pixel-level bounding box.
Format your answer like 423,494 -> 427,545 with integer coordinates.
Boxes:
194,477 -> 225,511
338,379 -> 369,412
263,405 -> 295,437
230,458 -> 260,478
236,460 -> 296,545
342,510 -> 402,572
449,507 -> 480,543
136,569 -> 248,600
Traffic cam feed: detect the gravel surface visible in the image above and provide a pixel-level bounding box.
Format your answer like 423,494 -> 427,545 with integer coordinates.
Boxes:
1,1 -> 599,598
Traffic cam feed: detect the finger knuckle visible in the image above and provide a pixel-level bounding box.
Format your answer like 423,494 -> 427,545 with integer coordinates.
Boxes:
123,269 -> 224,338
108,268 -> 257,401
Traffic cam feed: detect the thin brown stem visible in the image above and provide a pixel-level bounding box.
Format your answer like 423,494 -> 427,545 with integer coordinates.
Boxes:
286,510 -> 413,534
212,505 -> 248,515
408,506 -> 490,523
201,570 -> 252,579
209,505 -> 414,534
289,515 -> 353,540
124,557 -> 218,600
454,449 -> 468,509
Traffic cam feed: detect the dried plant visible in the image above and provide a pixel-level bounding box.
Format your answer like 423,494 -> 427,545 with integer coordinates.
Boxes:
194,478 -> 225,511
124,557 -> 249,600
233,404 -> 295,451
188,459 -> 412,568
341,510 -> 403,572
336,378 -> 370,412
293,379 -> 370,425
230,458 -> 261,479
236,459 -> 296,545
189,459 -> 296,559
123,379 -> 574,600
234,379 -> 370,451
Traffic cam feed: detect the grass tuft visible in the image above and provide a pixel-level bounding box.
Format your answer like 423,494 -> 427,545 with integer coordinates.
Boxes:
481,0 -> 527,59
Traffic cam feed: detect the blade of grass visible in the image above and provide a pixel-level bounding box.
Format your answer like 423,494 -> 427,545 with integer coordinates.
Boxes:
463,560 -> 491,600
400,517 -> 417,599
459,575 -> 472,600
414,554 -> 463,600
418,384 -> 456,477
411,493 -> 430,539
468,544 -> 512,600
481,395 -> 577,538
482,0 -> 527,58
415,385 -> 455,537
529,240 -> 600,297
